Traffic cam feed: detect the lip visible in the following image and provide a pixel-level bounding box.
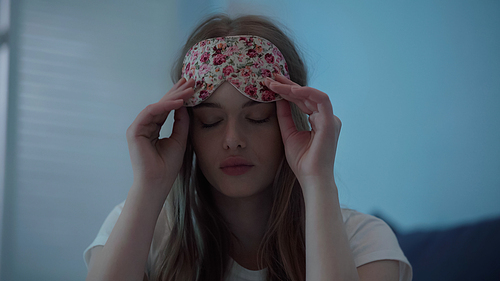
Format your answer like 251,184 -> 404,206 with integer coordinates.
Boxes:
220,157 -> 254,176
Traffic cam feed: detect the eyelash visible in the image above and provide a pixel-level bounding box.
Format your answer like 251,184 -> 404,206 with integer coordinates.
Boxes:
201,120 -> 221,128
201,118 -> 270,128
248,117 -> 270,124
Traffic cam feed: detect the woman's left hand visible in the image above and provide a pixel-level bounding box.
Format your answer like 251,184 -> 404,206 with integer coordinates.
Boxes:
265,75 -> 342,186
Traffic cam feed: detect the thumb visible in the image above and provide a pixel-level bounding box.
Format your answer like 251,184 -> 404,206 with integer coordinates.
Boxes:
169,106 -> 190,146
276,99 -> 297,142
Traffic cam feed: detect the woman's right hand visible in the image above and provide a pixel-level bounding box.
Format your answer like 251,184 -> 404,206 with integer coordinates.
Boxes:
126,78 -> 195,195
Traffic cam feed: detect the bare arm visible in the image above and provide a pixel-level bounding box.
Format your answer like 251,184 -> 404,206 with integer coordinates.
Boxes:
302,178 -> 360,281
85,78 -> 194,281
358,260 -> 399,281
302,179 -> 399,281
87,246 -> 150,281
85,184 -> 166,281
268,75 -> 399,280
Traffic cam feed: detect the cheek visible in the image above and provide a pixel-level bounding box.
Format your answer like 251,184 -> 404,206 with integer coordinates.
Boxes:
254,125 -> 284,164
191,127 -> 216,152
191,130 -> 221,175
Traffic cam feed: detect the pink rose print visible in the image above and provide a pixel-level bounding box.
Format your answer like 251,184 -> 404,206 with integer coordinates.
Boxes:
239,37 -> 254,46
223,65 -> 234,75
244,85 -> 257,97
253,58 -> 264,68
213,54 -> 226,65
259,83 -> 276,101
273,47 -> 284,61
198,64 -> 212,76
247,49 -> 257,58
261,90 -> 275,101
241,67 -> 252,77
273,64 -> 280,74
199,90 -> 210,100
200,52 -> 210,63
212,45 -> 223,55
191,51 -> 199,60
216,42 -> 227,50
228,78 -> 241,88
224,45 -> 239,56
264,53 -> 274,63
261,69 -> 272,78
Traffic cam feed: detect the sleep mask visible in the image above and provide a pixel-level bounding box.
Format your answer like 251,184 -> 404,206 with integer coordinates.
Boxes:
181,35 -> 290,107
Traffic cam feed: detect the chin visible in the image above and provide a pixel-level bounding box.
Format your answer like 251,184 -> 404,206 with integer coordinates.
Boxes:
210,183 -> 271,199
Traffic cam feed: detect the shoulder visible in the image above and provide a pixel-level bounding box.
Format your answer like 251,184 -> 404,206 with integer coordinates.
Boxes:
340,208 -> 402,259
340,208 -> 413,280
83,200 -> 172,270
341,208 -> 395,239
83,201 -> 126,268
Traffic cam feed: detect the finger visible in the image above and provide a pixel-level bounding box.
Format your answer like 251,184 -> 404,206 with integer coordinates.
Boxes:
172,77 -> 187,90
143,99 -> 184,126
172,77 -> 195,90
169,107 -> 190,146
267,82 -> 296,96
280,95 -> 313,115
159,78 -> 195,103
299,87 -> 334,117
290,87 -> 319,113
268,82 -> 329,115
174,86 -> 195,100
267,82 -> 312,105
129,99 -> 184,139
287,86 -> 336,116
178,78 -> 195,91
273,74 -> 299,86
160,85 -> 194,103
276,99 -> 298,142
304,100 -> 318,113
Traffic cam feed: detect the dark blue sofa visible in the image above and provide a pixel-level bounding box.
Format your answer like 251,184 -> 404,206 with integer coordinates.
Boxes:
374,214 -> 500,281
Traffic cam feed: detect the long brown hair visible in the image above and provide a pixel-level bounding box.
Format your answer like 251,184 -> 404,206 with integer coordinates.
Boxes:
152,14 -> 310,281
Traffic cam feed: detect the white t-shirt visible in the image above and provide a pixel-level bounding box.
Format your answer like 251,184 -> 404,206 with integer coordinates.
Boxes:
84,201 -> 412,281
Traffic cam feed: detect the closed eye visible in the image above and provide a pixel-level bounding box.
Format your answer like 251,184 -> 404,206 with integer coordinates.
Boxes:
247,117 -> 270,124
201,120 -> 222,128
201,117 -> 270,128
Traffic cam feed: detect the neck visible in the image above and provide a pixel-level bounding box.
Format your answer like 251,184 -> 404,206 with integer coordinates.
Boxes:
211,186 -> 273,269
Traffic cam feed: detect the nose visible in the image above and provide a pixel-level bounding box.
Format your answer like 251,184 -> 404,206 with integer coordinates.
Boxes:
223,119 -> 246,150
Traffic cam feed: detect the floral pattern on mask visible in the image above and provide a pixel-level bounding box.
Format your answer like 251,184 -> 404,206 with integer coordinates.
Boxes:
181,35 -> 290,107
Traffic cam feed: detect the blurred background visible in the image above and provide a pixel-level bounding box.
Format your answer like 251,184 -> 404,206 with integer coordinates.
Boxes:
0,0 -> 499,280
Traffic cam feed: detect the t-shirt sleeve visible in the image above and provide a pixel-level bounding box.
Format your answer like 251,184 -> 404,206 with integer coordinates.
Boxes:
342,209 -> 413,281
83,201 -> 125,269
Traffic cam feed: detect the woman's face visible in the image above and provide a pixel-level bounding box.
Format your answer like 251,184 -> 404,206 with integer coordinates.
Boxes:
191,82 -> 284,199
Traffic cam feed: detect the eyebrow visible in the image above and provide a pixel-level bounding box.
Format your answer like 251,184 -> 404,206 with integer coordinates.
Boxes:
193,100 -> 261,109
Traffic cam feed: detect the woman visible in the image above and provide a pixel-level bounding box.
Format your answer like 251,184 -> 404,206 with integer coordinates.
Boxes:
84,14 -> 412,281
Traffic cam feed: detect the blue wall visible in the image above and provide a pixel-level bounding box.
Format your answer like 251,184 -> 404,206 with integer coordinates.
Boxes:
190,0 -> 500,232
